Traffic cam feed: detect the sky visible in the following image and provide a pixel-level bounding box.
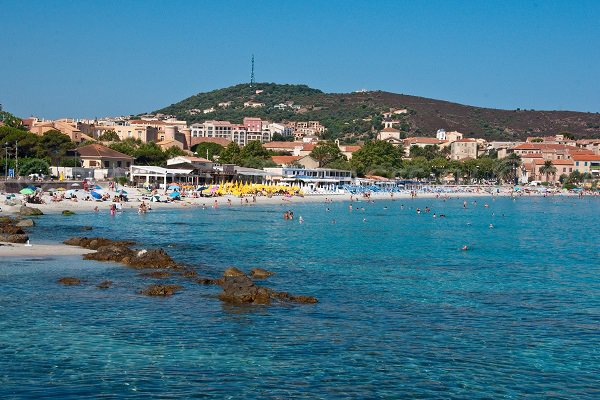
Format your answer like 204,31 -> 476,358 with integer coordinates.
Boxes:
1,0 -> 599,119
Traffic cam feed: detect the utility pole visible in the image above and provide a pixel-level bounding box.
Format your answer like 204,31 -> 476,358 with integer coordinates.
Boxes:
15,141 -> 18,178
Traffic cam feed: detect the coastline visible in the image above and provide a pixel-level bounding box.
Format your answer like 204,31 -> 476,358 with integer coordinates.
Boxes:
0,242 -> 95,257
0,186 -> 581,216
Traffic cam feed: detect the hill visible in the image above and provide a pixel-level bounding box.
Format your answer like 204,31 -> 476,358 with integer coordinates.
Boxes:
154,83 -> 600,142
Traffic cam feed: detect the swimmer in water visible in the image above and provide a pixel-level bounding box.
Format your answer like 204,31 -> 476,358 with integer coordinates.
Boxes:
489,224 -> 494,229
461,245 -> 468,251
299,216 -> 303,223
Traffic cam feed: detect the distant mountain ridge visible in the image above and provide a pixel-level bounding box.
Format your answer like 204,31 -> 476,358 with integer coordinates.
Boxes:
154,83 -> 600,142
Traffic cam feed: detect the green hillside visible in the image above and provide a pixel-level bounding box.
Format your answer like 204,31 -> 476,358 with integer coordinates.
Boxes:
154,83 -> 600,143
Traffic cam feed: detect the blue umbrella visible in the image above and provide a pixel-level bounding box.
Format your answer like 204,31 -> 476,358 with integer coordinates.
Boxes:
94,185 -> 102,190
119,189 -> 128,195
168,185 -> 180,190
168,192 -> 181,198
90,191 -> 102,200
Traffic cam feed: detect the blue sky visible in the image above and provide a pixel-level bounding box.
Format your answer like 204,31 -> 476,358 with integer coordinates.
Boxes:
1,0 -> 599,118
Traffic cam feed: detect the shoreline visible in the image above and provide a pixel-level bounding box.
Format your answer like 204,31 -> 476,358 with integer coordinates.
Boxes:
0,242 -> 95,258
0,186 -> 585,216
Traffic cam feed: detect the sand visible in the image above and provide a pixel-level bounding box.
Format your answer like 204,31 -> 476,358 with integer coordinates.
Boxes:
0,242 -> 95,257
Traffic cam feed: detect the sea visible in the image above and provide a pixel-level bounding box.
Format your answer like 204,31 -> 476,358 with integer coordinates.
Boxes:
0,196 -> 599,399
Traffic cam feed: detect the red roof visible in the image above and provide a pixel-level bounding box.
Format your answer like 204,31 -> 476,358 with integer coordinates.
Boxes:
533,159 -> 573,165
77,143 -> 134,159
343,145 -> 362,152
454,138 -> 477,143
513,143 -> 579,151
520,153 -> 543,158
271,156 -> 301,165
572,154 -> 600,161
302,143 -> 316,151
381,127 -> 400,133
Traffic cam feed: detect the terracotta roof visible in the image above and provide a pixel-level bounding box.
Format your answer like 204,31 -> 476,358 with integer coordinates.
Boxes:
380,127 -> 400,133
520,153 -> 543,158
342,145 -> 362,152
404,137 -> 446,145
454,138 -> 477,143
271,156 -> 301,165
513,143 -> 579,151
129,119 -> 168,125
263,141 -> 303,149
533,159 -> 573,165
572,154 -> 600,161
77,143 -> 134,160
302,143 -> 316,151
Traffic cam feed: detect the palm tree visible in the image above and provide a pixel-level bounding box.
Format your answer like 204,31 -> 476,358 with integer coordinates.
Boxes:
494,153 -> 522,184
539,160 -> 557,182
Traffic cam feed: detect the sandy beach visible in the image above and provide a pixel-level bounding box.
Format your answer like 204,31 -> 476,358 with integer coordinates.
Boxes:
0,242 -> 95,257
0,185 -> 576,216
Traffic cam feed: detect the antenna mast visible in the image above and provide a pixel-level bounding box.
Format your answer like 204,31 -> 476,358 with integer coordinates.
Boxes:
250,54 -> 255,87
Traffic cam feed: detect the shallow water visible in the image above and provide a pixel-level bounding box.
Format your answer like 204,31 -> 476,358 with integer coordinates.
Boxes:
1,196 -> 599,398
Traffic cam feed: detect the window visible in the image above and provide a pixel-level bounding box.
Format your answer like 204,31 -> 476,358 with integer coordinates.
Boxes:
117,161 -> 122,167
126,162 -> 131,167
104,161 -> 110,168
576,161 -> 579,166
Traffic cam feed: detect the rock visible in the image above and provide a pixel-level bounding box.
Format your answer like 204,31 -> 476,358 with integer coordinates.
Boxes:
140,284 -> 182,296
139,271 -> 171,279
250,268 -> 274,279
81,226 -> 93,231
196,277 -> 223,285
16,219 -> 35,227
96,280 -> 113,289
62,210 -> 75,216
64,237 -> 135,250
223,267 -> 246,277
180,270 -> 198,278
219,275 -> 268,304
0,234 -> 29,243
19,206 -> 44,216
58,277 -> 81,285
83,245 -> 135,263
0,225 -> 25,234
127,249 -> 176,269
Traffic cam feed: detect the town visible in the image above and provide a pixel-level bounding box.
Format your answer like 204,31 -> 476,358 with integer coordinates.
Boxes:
1,98 -> 599,193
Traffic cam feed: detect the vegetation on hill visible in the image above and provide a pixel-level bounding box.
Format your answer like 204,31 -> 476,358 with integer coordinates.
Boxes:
154,83 -> 600,142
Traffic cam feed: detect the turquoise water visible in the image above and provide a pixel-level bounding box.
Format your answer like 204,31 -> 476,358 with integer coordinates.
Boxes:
1,196 -> 599,398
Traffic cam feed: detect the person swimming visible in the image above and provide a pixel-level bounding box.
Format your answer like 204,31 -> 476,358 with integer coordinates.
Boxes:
461,245 -> 468,251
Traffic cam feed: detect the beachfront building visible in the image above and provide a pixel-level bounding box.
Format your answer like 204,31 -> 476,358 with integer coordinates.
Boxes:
264,166 -> 352,193
572,153 -> 600,177
403,137 -> 448,157
528,159 -> 574,182
113,125 -> 159,142
167,156 -> 213,170
450,139 -> 479,160
77,143 -> 134,169
26,118 -> 87,143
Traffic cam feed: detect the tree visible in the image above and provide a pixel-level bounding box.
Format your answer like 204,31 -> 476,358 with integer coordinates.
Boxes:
310,141 -> 346,167
191,142 -> 224,160
539,160 -> 557,182
0,111 -> 26,130
241,140 -> 269,159
18,158 -> 50,176
409,145 -> 442,160
133,142 -> 166,166
35,130 -> 75,166
494,153 -> 522,184
350,140 -> 403,176
164,146 -> 187,160
219,142 -> 242,164
98,130 -> 120,142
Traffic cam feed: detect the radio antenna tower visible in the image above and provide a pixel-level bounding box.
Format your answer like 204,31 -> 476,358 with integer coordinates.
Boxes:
250,54 -> 255,87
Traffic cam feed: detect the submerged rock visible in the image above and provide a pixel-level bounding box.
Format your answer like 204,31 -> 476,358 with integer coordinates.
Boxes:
219,275 -> 270,304
62,210 -> 75,216
19,206 -> 43,216
96,280 -> 113,289
58,277 -> 81,285
84,245 -> 135,263
250,268 -> 275,279
139,271 -> 172,279
81,226 -> 93,231
196,277 -> 223,285
140,284 -> 182,296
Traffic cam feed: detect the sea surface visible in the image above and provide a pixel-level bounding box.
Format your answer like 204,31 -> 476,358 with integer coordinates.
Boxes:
1,196 -> 599,398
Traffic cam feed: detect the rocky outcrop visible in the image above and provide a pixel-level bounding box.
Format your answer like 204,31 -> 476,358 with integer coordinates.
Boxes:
223,267 -> 246,277
250,268 -> 274,279
0,234 -> 29,243
62,210 -> 75,216
19,206 -> 43,216
16,219 -> 35,227
58,277 -> 81,285
126,249 -> 177,269
83,245 -> 135,263
216,269 -> 317,305
64,237 -> 135,250
140,284 -> 182,296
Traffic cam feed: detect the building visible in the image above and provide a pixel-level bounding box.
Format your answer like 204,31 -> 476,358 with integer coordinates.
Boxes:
572,153 -> 600,176
76,143 -> 134,169
166,156 -> 214,171
112,125 -> 159,143
576,139 -> 600,155
377,127 -> 401,142
450,139 -> 479,160
436,129 -> 463,142
28,118 -> 86,143
264,166 -> 352,192
268,122 -> 294,138
335,140 -> 362,160
243,101 -> 265,108
403,137 -> 448,156
529,159 -> 574,182
270,155 -> 320,168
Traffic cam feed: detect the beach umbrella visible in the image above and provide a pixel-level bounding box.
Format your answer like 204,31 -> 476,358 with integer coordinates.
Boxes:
71,183 -> 80,187
168,185 -> 180,190
119,189 -> 128,195
94,185 -> 102,190
47,188 -> 57,192
90,191 -> 102,200
19,188 -> 35,195
57,187 -> 66,191
26,185 -> 37,190
169,192 -> 181,198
